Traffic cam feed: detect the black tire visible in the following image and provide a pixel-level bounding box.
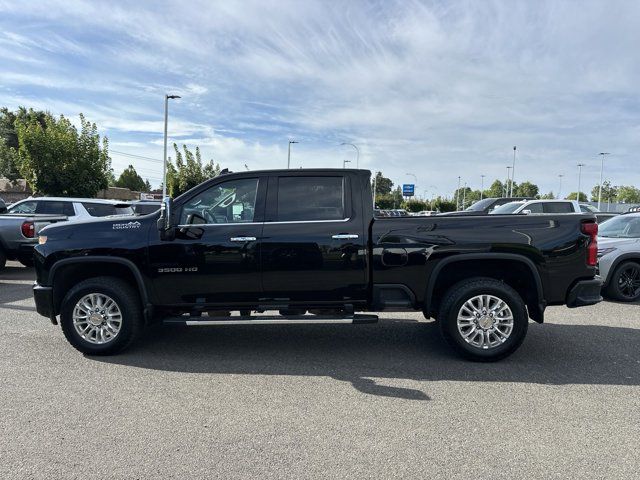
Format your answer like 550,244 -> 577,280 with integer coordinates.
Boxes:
438,277 -> 528,362
59,276 -> 143,355
605,261 -> 640,302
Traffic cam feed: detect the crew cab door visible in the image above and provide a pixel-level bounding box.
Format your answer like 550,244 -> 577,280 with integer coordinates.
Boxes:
260,173 -> 367,307
147,176 -> 266,306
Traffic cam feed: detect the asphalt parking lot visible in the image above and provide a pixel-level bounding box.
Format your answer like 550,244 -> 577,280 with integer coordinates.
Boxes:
1,261 -> 639,479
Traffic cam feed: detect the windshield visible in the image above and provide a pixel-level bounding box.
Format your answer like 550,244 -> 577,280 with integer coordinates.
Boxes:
490,202 -> 524,214
465,198 -> 494,211
598,215 -> 640,238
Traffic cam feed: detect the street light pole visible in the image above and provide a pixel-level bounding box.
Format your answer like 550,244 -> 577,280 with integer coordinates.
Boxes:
341,143 -> 359,169
455,176 -> 461,211
462,182 -> 467,210
162,93 -> 181,200
597,152 -> 610,210
577,163 -> 586,201
510,146 -> 517,197
505,166 -> 512,198
287,140 -> 298,169
480,174 -> 486,200
558,174 -> 564,199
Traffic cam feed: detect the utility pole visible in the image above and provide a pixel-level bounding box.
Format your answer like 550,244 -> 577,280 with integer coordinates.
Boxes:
287,140 -> 298,169
162,93 -> 181,200
597,152 -> 610,210
577,163 -> 586,201
510,146 -> 517,197
558,174 -> 564,199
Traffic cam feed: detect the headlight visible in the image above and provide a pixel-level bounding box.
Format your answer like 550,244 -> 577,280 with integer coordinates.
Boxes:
597,247 -> 616,258
38,235 -> 47,245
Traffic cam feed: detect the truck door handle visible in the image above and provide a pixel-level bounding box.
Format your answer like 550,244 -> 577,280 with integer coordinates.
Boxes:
331,234 -> 359,239
230,236 -> 257,242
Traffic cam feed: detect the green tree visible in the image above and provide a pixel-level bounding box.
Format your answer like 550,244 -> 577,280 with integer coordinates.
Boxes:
565,192 -> 588,201
144,179 -> 152,192
590,181 -> 618,203
432,197 -> 456,212
0,107 -> 47,181
403,199 -> 427,212
16,112 -> 111,196
515,181 -> 539,198
373,171 -> 393,195
115,164 -> 147,191
485,180 -> 505,198
539,191 -> 555,199
167,144 -> 220,197
616,185 -> 640,203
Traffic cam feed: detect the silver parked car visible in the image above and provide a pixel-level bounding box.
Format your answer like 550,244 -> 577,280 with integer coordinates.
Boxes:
597,213 -> 640,302
8,197 -> 134,221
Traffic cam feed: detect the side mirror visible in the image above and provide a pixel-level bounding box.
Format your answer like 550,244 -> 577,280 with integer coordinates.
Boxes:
157,197 -> 175,240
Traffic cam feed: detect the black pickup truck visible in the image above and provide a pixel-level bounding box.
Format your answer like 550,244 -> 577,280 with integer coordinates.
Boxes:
32,169 -> 602,361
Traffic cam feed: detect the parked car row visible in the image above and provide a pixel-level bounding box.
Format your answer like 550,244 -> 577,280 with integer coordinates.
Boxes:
0,196 -> 160,270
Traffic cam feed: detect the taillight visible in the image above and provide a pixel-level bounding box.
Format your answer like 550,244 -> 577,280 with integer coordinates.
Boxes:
581,221 -> 598,267
21,221 -> 35,238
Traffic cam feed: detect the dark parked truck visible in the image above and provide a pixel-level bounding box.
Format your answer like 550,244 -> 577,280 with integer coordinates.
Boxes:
33,169 -> 602,361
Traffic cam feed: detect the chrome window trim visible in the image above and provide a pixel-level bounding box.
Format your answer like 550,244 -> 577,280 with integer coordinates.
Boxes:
175,218 -> 351,228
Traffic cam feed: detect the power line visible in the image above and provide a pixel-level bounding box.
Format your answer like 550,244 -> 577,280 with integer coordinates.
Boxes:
110,149 -> 163,164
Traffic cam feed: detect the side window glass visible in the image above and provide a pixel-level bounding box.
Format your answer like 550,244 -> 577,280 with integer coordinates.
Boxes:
36,201 -> 70,215
180,178 -> 258,224
526,202 -> 543,213
8,201 -> 37,214
544,202 -> 573,213
276,176 -> 345,221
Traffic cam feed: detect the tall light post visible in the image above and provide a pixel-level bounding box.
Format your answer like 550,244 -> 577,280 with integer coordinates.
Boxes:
455,176 -> 461,210
510,146 -> 517,197
342,159 -> 351,169
162,94 -> 181,200
287,140 -> 298,169
558,174 -> 564,199
505,166 -> 512,197
462,182 -> 467,210
577,163 -> 586,201
480,174 -> 486,200
597,152 -> 610,210
341,143 -> 359,169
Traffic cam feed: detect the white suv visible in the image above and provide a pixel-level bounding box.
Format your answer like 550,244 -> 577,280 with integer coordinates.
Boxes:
490,199 -> 580,215
8,197 -> 134,221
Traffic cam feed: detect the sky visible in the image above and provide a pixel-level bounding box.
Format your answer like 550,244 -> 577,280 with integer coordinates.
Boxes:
0,0 -> 639,198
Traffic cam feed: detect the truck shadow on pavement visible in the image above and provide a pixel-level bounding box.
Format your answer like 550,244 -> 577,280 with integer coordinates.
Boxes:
92,319 -> 640,401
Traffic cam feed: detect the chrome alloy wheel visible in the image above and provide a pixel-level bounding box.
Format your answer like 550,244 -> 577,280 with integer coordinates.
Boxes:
456,294 -> 514,350
72,293 -> 123,345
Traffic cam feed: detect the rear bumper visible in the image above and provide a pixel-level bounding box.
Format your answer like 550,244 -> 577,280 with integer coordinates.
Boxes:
566,278 -> 603,308
33,283 -> 56,324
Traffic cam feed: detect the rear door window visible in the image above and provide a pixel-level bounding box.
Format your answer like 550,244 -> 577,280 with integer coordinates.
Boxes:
543,202 -> 574,213
35,201 -> 75,216
276,176 -> 345,221
82,203 -> 134,217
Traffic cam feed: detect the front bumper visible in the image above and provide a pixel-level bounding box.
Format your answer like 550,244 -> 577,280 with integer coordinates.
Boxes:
566,278 -> 603,308
33,283 -> 57,324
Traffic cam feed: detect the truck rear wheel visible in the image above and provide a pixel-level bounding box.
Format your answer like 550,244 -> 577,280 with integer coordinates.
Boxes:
59,276 -> 143,355
438,277 -> 528,362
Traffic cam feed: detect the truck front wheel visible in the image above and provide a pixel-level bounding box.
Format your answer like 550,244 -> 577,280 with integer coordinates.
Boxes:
59,276 -> 143,355
438,278 -> 528,362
